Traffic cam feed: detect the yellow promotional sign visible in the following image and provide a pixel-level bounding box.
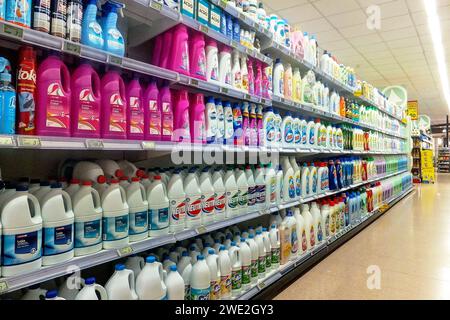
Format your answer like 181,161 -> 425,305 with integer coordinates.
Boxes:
407,101 -> 419,120
421,149 -> 435,183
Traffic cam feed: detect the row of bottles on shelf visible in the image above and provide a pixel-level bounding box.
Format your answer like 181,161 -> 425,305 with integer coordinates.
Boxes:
354,80 -> 402,118
0,154 -> 408,276
16,171 -> 412,300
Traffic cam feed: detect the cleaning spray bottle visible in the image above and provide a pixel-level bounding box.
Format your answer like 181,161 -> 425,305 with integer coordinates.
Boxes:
81,0 -> 104,50
101,0 -> 125,57
0,57 -> 16,134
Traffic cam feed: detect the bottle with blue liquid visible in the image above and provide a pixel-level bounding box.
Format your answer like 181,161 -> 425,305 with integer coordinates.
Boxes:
101,0 -> 125,57
81,0 -> 104,50
0,57 -> 16,135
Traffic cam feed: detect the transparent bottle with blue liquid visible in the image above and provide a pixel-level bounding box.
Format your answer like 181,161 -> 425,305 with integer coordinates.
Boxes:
0,57 -> 16,135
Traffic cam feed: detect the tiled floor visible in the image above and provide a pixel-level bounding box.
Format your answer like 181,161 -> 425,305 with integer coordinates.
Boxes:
274,174 -> 450,300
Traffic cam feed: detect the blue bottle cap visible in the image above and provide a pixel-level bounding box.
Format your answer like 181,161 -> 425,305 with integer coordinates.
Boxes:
231,241 -> 237,246
219,245 -> 226,251
16,186 -> 28,192
45,290 -> 58,299
208,248 -> 215,255
85,277 -> 96,285
115,264 -> 125,271
182,251 -> 189,257
146,256 -> 156,263
197,255 -> 205,260
170,265 -> 177,272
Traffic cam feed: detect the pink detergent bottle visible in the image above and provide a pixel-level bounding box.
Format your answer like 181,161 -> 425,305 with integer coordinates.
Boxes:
247,58 -> 255,96
143,80 -> 161,141
261,64 -> 270,99
242,103 -> 250,146
249,103 -> 258,146
189,31 -> 207,80
36,55 -> 71,136
126,78 -> 144,140
71,63 -> 101,138
256,105 -> 263,146
159,29 -> 174,69
189,93 -> 206,144
100,70 -> 127,140
169,24 -> 190,75
173,90 -> 190,142
254,61 -> 263,97
152,34 -> 163,66
159,82 -> 173,141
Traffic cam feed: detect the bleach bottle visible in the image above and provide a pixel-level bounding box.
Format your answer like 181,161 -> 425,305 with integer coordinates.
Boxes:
21,285 -> 47,300
235,166 -> 248,215
212,167 -> 226,221
101,179 -> 129,249
105,264 -> 138,300
126,177 -> 149,242
184,168 -> 203,228
218,245 -> 232,298
136,256 -> 167,300
71,63 -> 101,138
1,186 -> 42,277
173,90 -> 190,142
147,175 -> 169,237
199,168 -> 215,225
189,31 -> 207,80
169,24 -> 190,75
168,169 -> 187,233
206,248 -> 221,300
75,277 -> 108,300
232,103 -> 243,145
124,255 -> 145,281
166,265 -> 185,300
95,159 -> 123,180
143,80 -> 161,141
101,1 -> 125,57
223,101 -> 234,145
36,55 -> 71,136
228,242 -> 242,294
242,102 -> 250,145
159,83 -> 174,141
100,71 -> 127,139
224,166 -> 239,218
177,251 -> 193,299
191,255 -> 211,300
215,98 -> 225,144
190,93 -> 206,144
269,224 -> 280,268
40,183 -> 74,266
72,181 -> 102,256
205,96 -> 217,144
126,78 -> 144,140
239,238 -> 251,288
81,0 -> 104,50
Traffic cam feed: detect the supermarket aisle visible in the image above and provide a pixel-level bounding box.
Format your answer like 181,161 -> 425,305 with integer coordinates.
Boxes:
275,174 -> 450,300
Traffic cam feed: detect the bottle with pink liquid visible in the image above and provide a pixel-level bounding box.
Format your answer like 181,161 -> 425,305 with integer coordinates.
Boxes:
256,105 -> 263,146
159,29 -> 174,69
173,90 -> 190,143
189,93 -> 206,144
159,82 -> 173,141
168,24 -> 190,75
247,58 -> 255,96
126,78 -> 144,140
254,61 -> 263,97
242,102 -> 250,146
189,31 -> 207,80
71,63 -> 101,138
100,70 -> 127,139
249,103 -> 258,146
152,34 -> 163,66
36,55 -> 71,137
143,80 -> 161,141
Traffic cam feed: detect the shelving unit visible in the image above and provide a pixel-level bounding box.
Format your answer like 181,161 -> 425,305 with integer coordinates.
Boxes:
411,130 -> 435,183
437,148 -> 450,173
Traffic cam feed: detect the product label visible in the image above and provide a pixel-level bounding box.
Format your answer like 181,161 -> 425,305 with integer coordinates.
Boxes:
247,186 -> 256,206
291,227 -> 298,255
108,93 -> 126,132
258,255 -> 266,273
330,213 -> 336,234
257,184 -> 266,204
294,125 -> 301,144
196,51 -> 207,77
43,224 -> 73,256
191,287 -> 210,300
284,122 -> 294,144
210,280 -> 221,300
33,0 -> 51,33
129,96 -> 144,134
250,259 -> 258,278
17,56 -> 37,134
2,231 -> 42,266
148,100 -> 161,135
87,21 -> 104,47
288,176 -> 296,199
325,216 -> 330,237
185,285 -> 191,300
169,198 -> 187,226
66,1 -> 82,42
310,226 -> 315,247
102,215 -> 129,241
129,210 -> 148,235
181,0 -> 194,15
77,89 -> 100,131
187,197 -> 202,219
271,248 -> 280,264
268,178 -> 276,203
301,125 -> 307,145
215,193 -> 226,213
317,222 -> 323,242
181,42 -> 190,71
265,116 -> 276,143
220,275 -> 232,296
301,230 -> 307,252
46,82 -> 70,129
197,2 -> 209,22
309,128 -> 315,145
238,190 -> 248,208
231,269 -> 242,290
162,102 -> 173,137
242,265 -> 251,284
202,194 -> 215,216
321,171 -> 328,191
149,207 -> 169,231
210,11 -> 221,29
74,219 -> 101,248
227,191 -> 239,210
265,253 -> 272,268
311,172 -> 318,194
295,174 -> 301,197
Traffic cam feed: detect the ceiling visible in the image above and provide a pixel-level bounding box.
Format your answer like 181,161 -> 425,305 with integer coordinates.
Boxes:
264,0 -> 450,124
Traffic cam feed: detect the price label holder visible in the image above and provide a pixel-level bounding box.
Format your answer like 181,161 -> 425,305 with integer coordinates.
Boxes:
150,0 -> 163,11
109,55 -> 123,66
257,281 -> 266,290
0,136 -> 15,147
246,47 -> 253,56
244,94 -> 251,100
63,42 -> 81,56
85,139 -> 104,149
17,136 -> 41,148
220,87 -> 229,94
117,246 -> 134,257
260,98 -> 266,104
0,280 -> 9,294
196,226 -> 208,235
231,40 -> 239,49
2,23 -> 23,39
219,0 -> 227,8
142,141 -> 155,150
190,78 -> 199,87
199,24 -> 209,34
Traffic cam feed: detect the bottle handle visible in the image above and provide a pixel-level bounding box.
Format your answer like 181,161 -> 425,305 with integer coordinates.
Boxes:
62,63 -> 71,93
61,189 -> 73,213
91,188 -> 102,211
139,183 -> 146,202
127,269 -> 136,291
119,185 -> 127,205
94,284 -> 108,300
28,193 -> 42,220
139,256 -> 145,270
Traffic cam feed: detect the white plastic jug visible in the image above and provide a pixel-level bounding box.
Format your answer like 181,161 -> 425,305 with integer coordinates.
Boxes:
238,238 -> 251,288
75,277 -> 108,300
72,181 -> 102,256
166,264 -> 185,300
190,255 -> 211,300
245,165 -> 256,210
228,243 -> 242,294
302,205 -> 315,250
264,164 -> 276,207
177,251 -> 192,299
117,160 -> 145,178
294,207 -> 307,255
224,167 -> 239,218
218,245 -> 232,299
21,285 -> 47,300
65,179 -> 81,198
311,202 -> 323,244
163,254 -> 176,272
105,264 -> 138,300
96,159 -> 124,179
280,210 -> 298,264
212,168 -> 226,221
184,168 -> 203,228
125,255 -> 145,280
290,157 -> 301,200
199,168 -> 216,225
253,165 -> 266,209
126,178 -> 149,242
255,230 -> 266,277
136,256 -> 167,300
262,228 -> 272,271
168,170 -> 187,233
45,290 -> 66,300
73,161 -> 106,184
269,224 -> 280,268
33,181 -> 51,204
146,175 -> 169,237
58,274 -> 84,300
206,249 -> 221,300
101,180 -> 129,249
235,167 -> 248,215
282,157 -> 296,203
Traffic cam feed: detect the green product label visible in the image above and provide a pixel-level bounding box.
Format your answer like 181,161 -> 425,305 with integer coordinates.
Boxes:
271,248 -> 280,264
251,260 -> 258,278
265,255 -> 272,268
258,256 -> 266,273
232,269 -> 242,290
242,265 -> 251,285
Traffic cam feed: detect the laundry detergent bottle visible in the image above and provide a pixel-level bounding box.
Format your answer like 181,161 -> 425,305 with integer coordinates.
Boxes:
169,24 -> 190,75
126,78 -> 144,140
190,93 -> 206,144
100,70 -> 127,139
75,277 -> 108,300
143,80 -> 161,141
159,83 -> 174,141
189,31 -> 207,80
173,89 -> 191,142
71,63 -> 101,138
136,256 -> 167,300
81,0 -> 104,50
36,55 -> 71,136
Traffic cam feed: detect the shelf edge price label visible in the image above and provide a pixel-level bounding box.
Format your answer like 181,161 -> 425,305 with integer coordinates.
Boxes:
244,93 -> 251,100
18,136 -> 41,148
257,281 -> 266,290
190,78 -> 199,87
260,98 -> 266,104
150,0 -> 162,11
0,280 -> 9,294
117,246 -> 134,257
196,226 -> 207,235
63,42 -> 81,56
199,24 -> 209,34
219,0 -> 227,8
0,136 -> 14,147
85,139 -> 104,149
142,141 -> 155,150
231,40 -> 239,49
246,47 -> 253,56
109,55 -> 123,66
2,24 -> 23,39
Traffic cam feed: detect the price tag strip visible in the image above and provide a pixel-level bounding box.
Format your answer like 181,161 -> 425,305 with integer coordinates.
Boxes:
63,41 -> 81,56
117,246 -> 134,257
0,280 -> 9,294
17,136 -> 41,148
85,139 -> 104,149
142,141 -> 155,150
0,136 -> 15,147
1,23 -> 24,39
150,0 -> 163,11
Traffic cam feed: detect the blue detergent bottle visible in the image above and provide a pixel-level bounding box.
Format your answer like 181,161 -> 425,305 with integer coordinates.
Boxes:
81,0 -> 104,50
101,0 -> 125,57
0,57 -> 16,135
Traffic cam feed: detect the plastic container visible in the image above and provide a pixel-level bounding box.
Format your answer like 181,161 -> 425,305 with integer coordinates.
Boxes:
105,264 -> 138,300
189,31 -> 207,80
169,24 -> 190,75
75,277 -> 108,300
126,78 -> 144,140
136,256 -> 167,300
126,178 -> 149,242
100,71 -> 127,139
147,175 -> 169,237
190,255 -> 211,300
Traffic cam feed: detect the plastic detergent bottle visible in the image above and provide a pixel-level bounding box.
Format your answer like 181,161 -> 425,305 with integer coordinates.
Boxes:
65,179 -> 80,198
212,168 -> 226,221
293,207 -> 306,255
309,163 -> 318,196
199,168 -> 215,224
255,230 -> 266,277
101,180 -> 129,249
21,285 -> 47,300
143,80 -> 161,141
189,31 -> 207,80
217,246 -> 232,298
166,265 -> 185,300
235,166 -> 248,215
317,162 -> 329,194
40,184 -> 74,266
105,264 -> 138,300
273,58 -> 285,98
246,234 -> 258,281
261,228 -> 272,270
147,176 -> 169,237
289,157 -> 301,199
214,98 -> 225,144
205,96 -> 217,144
206,249 -> 221,300
280,210 -> 297,264
206,39 -> 219,83
136,256 -> 167,300
219,46 -> 232,87
302,204 -> 315,250
101,1 -> 125,56
228,243 -> 241,294
0,186 -> 42,276
269,224 -> 280,267
232,102 -> 243,145
177,251 -> 192,299
0,57 -> 15,135
231,50 -> 242,90
245,165 -> 256,209
173,90 -> 190,142
190,93 -> 206,144
169,24 -> 190,75
190,255 -> 211,300
100,71 -> 127,139
167,170 -> 187,233
262,107 -> 276,147
36,55 -> 71,136
95,159 -> 123,180
222,101 -> 233,144
126,78 -> 144,140
253,165 -> 265,209
32,181 -> 50,202
241,102 -> 250,145
81,0 -> 104,50
126,178 -> 148,243
75,277 -> 107,300
224,167 -> 239,218
124,255 -> 145,280
239,238 -> 251,289
254,61 -> 263,97
158,83 -> 173,141
274,109 -> 283,147
72,181 -> 102,256
276,165 -> 284,204
248,104 -> 258,146
282,157 -> 295,203
284,63 -> 293,100
301,163 -> 310,197
184,168 -> 203,228
282,112 -> 294,148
